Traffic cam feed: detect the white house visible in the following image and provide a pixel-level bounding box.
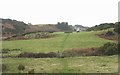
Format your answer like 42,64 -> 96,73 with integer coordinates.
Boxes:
74,25 -> 88,32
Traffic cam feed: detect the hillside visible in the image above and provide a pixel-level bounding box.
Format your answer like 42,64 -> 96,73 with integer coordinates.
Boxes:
2,19 -> 74,38
87,23 -> 115,31
26,24 -> 60,33
2,18 -> 29,37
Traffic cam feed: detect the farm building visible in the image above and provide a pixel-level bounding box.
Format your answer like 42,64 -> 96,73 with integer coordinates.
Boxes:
74,25 -> 89,32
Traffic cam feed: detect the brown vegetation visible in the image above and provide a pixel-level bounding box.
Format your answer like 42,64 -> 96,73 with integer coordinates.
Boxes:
2,23 -> 15,29
62,48 -> 98,57
17,48 -> 99,58
96,34 -> 117,40
26,25 -> 60,33
3,32 -> 54,40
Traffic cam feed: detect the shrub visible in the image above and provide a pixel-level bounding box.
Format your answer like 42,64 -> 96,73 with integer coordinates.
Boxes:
114,22 -> 120,34
105,31 -> 115,36
18,64 -> 25,72
61,48 -> 97,57
97,42 -> 118,55
18,52 -> 57,58
46,52 -> 57,58
1,48 -> 22,54
12,48 -> 21,51
2,49 -> 10,53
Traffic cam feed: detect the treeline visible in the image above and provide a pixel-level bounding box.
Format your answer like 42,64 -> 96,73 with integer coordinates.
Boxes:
56,22 -> 73,31
25,22 -> 73,34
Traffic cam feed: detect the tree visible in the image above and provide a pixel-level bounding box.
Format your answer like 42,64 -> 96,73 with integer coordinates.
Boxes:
28,23 -> 32,25
56,22 -> 71,31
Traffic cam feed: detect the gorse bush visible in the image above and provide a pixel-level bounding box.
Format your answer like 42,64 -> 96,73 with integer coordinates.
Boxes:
1,49 -> 10,53
97,42 -> 118,55
105,31 -> 115,36
1,48 -> 22,54
18,64 -> 25,71
114,22 -> 120,34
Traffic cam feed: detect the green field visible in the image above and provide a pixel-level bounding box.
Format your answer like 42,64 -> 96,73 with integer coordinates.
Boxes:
3,55 -> 118,73
2,31 -> 118,73
2,31 -> 113,52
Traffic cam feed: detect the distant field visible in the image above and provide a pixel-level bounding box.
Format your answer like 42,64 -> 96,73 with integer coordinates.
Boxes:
2,31 -> 113,53
3,55 -> 118,73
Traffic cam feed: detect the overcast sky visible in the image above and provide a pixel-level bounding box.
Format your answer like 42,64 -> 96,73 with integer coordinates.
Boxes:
0,0 -> 119,27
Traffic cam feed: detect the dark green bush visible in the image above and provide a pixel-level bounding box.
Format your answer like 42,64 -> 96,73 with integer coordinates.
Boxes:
114,22 -> 120,34
2,48 -> 21,54
87,23 -> 115,31
2,49 -> 10,53
18,64 -> 25,71
105,31 -> 115,36
97,42 -> 118,55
